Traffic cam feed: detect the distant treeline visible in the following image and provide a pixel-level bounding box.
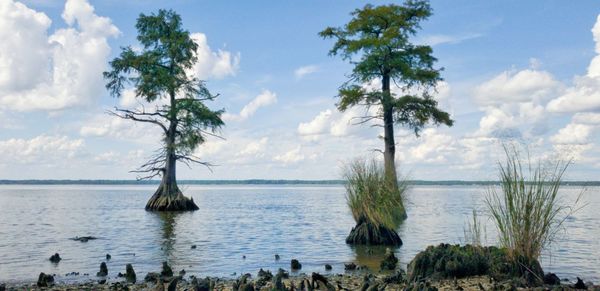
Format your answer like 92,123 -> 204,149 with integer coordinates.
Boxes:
0,179 -> 598,186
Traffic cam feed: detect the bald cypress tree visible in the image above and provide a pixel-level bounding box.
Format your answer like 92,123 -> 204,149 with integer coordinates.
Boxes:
104,10 -> 224,211
321,1 -> 453,244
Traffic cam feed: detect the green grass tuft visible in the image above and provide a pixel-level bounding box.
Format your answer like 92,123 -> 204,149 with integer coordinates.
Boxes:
343,158 -> 407,230
485,145 -> 581,281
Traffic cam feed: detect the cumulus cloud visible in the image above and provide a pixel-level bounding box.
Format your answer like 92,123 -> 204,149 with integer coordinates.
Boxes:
294,65 -> 319,79
189,32 -> 240,80
551,123 -> 594,145
474,69 -> 560,106
298,109 -> 332,136
273,146 -> 304,164
223,90 -> 277,121
237,137 -> 268,157
0,135 -> 84,165
547,15 -> 600,113
0,0 -> 119,111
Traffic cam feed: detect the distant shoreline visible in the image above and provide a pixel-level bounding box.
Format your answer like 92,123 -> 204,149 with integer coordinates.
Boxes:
0,179 -> 598,186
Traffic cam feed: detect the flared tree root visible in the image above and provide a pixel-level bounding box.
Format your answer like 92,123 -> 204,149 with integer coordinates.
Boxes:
346,221 -> 403,246
145,185 -> 199,211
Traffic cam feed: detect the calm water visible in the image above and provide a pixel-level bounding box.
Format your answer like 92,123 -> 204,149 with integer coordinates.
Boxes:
0,184 -> 598,284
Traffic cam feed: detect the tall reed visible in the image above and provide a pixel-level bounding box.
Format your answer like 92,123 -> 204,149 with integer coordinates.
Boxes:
464,209 -> 484,246
485,145 -> 579,279
344,158 -> 407,230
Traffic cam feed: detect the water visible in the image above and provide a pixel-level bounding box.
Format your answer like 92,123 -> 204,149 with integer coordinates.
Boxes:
0,184 -> 598,284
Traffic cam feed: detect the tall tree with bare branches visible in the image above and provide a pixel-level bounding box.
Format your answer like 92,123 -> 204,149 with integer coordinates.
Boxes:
104,9 -> 224,211
320,1 -> 453,219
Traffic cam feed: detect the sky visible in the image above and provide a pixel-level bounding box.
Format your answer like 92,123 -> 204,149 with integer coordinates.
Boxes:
1,0 -> 600,181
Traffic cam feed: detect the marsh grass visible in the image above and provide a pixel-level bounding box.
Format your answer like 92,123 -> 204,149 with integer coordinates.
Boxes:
464,209 -> 485,246
344,158 -> 407,230
485,145 -> 582,281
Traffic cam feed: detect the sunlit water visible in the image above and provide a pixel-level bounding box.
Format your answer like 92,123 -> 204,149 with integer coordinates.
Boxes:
0,184 -> 597,284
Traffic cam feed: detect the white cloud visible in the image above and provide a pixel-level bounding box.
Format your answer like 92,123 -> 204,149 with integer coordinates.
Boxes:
294,65 -> 319,79
0,135 -> 84,165
189,32 -> 240,80
223,90 -> 277,121
474,69 -> 560,106
551,123 -> 593,145
298,109 -> 332,136
416,33 -> 482,46
572,112 -> 600,124
273,146 -> 304,164
547,15 -> 600,113
0,0 -> 119,111
237,137 -> 268,157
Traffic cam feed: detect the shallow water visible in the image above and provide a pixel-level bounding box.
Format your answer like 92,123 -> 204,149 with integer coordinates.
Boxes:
0,184 -> 597,284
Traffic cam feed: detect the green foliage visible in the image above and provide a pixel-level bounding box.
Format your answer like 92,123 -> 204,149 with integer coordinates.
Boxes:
407,244 -> 513,282
103,9 -> 223,177
343,158 -> 407,230
319,1 -> 453,136
485,145 -> 580,280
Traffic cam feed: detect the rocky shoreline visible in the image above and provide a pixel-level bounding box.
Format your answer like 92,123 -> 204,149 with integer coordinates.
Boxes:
1,271 -> 598,291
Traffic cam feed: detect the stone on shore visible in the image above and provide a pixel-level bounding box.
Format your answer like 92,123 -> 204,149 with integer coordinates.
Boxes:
97,262 -> 108,276
37,272 -> 54,287
125,263 -> 136,283
344,262 -> 357,270
49,253 -> 61,263
325,264 -> 332,271
291,259 -> 302,270
161,261 -> 173,277
106,253 -> 111,260
544,272 -> 561,285
380,248 -> 398,271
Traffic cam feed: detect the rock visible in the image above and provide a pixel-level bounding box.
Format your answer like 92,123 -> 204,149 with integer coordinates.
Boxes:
380,248 -> 398,270
544,273 -> 561,285
383,270 -> 405,284
97,262 -> 108,276
233,273 -> 254,291
179,269 -> 186,276
144,272 -> 160,283
125,263 -> 136,283
407,244 -> 521,282
344,262 -> 357,271
98,278 -> 106,284
191,245 -> 197,249
277,268 -> 289,279
70,236 -> 97,242
106,253 -> 111,260
161,261 -> 174,277
191,277 -> 213,291
312,272 -> 336,291
256,268 -> 273,289
275,254 -> 280,260
0,283 -> 5,291
325,264 -> 332,271
49,253 -> 61,263
37,272 -> 54,287
346,220 -> 403,246
575,277 -> 587,289
167,277 -> 178,291
291,259 -> 302,270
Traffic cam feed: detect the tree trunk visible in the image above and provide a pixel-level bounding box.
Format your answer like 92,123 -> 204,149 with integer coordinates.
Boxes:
145,91 -> 199,211
382,74 -> 407,219
382,74 -> 397,184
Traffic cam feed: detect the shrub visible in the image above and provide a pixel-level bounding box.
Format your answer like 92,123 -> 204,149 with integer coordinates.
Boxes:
485,145 -> 581,283
344,158 -> 407,230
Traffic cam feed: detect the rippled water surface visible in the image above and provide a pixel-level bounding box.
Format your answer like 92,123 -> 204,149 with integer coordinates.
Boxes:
0,184 -> 598,284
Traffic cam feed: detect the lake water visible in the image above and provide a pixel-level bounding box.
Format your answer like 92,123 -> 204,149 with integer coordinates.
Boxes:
0,184 -> 598,284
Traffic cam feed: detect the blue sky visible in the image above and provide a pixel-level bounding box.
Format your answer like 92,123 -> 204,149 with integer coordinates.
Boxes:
1,0 -> 600,180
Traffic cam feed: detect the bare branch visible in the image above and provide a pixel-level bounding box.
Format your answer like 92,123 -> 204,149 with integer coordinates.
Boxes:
107,107 -> 168,133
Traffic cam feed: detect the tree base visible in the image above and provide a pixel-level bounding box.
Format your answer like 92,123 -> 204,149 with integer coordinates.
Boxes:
346,221 -> 402,246
145,191 -> 199,212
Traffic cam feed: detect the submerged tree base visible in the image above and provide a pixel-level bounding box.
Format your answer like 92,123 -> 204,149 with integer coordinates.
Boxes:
346,221 -> 403,246
145,185 -> 199,211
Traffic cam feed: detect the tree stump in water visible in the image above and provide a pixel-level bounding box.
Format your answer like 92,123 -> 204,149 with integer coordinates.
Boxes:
346,221 -> 402,246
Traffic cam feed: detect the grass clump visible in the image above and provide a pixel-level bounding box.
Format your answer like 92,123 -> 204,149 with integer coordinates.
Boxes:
485,145 -> 581,284
343,158 -> 407,245
345,158 -> 407,230
463,209 -> 485,246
